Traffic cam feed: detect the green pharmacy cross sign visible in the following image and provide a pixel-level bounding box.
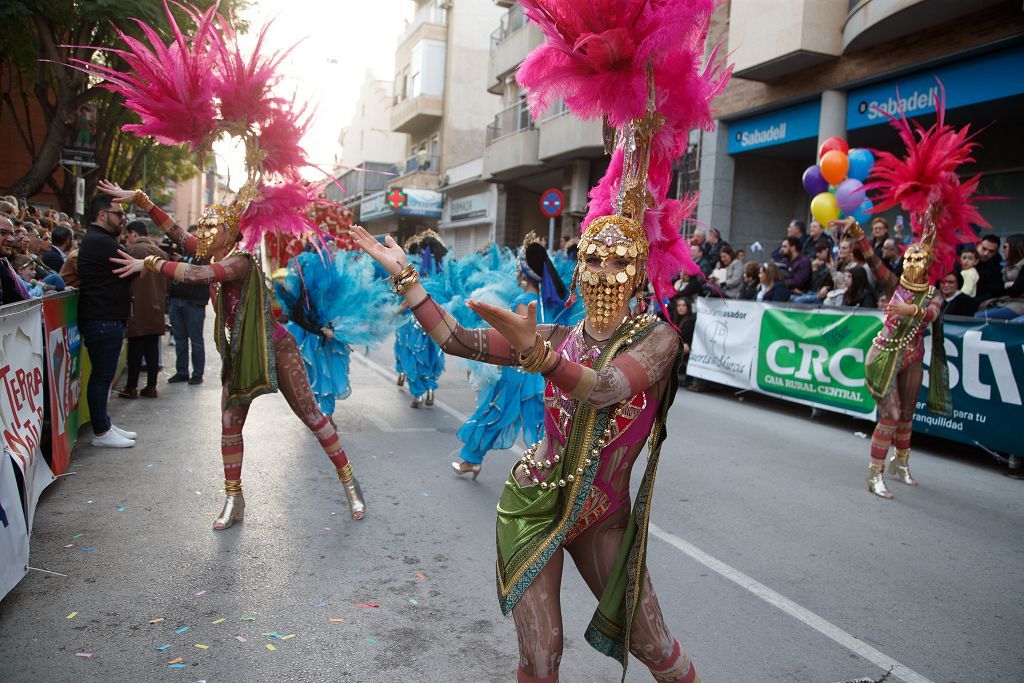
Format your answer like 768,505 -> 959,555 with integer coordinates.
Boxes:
386,188 -> 408,210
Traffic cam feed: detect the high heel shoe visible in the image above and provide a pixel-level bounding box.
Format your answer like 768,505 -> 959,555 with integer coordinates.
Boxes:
396,372 -> 406,387
451,460 -> 481,480
866,462 -> 893,499
337,464 -> 365,520
214,479 -> 245,530
410,395 -> 422,408
425,389 -> 435,406
887,448 -> 917,485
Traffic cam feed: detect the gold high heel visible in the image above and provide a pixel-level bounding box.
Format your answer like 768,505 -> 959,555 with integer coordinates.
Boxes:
887,448 -> 917,485
214,479 -> 245,530
425,389 -> 435,406
337,464 -> 365,520
396,372 -> 406,386
410,396 -> 422,408
451,461 -> 481,480
866,462 -> 893,499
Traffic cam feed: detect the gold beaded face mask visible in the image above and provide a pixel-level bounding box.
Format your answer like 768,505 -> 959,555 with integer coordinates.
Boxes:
196,203 -> 242,260
900,242 -> 934,289
575,215 -> 649,333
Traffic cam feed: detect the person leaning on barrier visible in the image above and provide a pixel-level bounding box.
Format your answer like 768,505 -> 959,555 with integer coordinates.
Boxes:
939,269 -> 976,317
739,261 -> 760,300
0,215 -> 29,304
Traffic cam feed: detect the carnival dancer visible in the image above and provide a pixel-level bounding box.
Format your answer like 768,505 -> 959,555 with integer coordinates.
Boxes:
353,0 -> 729,676
275,242 -> 396,424
393,229 -> 447,408
845,88 -> 987,499
71,4 -> 368,527
451,233 -> 568,478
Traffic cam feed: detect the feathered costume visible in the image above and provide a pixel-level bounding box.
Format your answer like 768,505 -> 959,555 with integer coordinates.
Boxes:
276,248 -> 397,416
851,83 -> 989,499
367,2 -> 729,680
394,232 -> 448,405
71,2 -> 367,525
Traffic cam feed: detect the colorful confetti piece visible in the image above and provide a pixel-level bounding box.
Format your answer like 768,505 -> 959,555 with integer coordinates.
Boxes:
80,547 -> 96,552
408,599 -> 418,606
117,505 -> 125,512
211,618 -> 225,624
328,618 -> 344,624
235,636 -> 247,643
265,644 -> 276,651
356,603 -> 379,608
314,600 -> 327,608
167,657 -> 184,664
72,534 -> 83,539
75,652 -> 91,658
240,616 -> 256,622
149,617 -> 165,625
175,626 -> 190,634
280,634 -> 295,641
194,644 -> 209,650
364,636 -> 378,644
156,644 -> 172,651
167,664 -> 187,669
415,572 -> 426,580
66,611 -> 78,620
63,544 -> 73,549
324,527 -> 331,532
195,591 -> 206,597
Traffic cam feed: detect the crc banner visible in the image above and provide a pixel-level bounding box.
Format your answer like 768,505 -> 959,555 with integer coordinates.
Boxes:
917,318 -> 1023,455
690,299 -> 763,387
42,293 -> 81,475
756,307 -> 883,417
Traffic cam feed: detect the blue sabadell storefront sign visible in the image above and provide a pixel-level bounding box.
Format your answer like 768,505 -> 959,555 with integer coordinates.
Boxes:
727,100 -> 821,154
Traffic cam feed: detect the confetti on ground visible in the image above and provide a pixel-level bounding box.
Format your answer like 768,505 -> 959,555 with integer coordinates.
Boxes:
265,644 -> 276,651
314,600 -> 327,608
347,569 -> 361,575
421,492 -> 430,497
117,505 -> 125,512
195,491 -> 202,496
211,618 -> 225,624
364,637 -> 378,644
175,626 -> 190,634
240,616 -> 256,622
146,464 -> 154,468
280,634 -> 295,641
167,664 -> 187,669
80,547 -> 96,552
66,611 -> 78,620
72,534 -> 83,539
156,645 -> 172,651
415,572 -> 426,580
324,527 -> 331,532
195,591 -> 206,597
235,636 -> 247,643
149,617 -> 165,625
357,603 -> 379,608
167,657 -> 184,664
329,618 -> 344,624
408,599 -> 418,606
194,644 -> 209,650
75,652 -> 92,658
63,544 -> 73,548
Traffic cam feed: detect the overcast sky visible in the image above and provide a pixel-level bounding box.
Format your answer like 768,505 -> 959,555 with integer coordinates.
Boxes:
214,0 -> 412,187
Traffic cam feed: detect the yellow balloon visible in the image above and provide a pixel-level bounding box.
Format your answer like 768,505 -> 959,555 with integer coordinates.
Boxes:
810,192 -> 840,225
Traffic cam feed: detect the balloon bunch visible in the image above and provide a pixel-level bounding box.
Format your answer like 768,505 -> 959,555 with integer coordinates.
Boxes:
802,136 -> 875,226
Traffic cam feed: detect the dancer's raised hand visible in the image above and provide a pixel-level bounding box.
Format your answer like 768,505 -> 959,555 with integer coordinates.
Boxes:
96,179 -> 139,205
109,249 -> 143,278
467,299 -> 537,351
350,224 -> 407,276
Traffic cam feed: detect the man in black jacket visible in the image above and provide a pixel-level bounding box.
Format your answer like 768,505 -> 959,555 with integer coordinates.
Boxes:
975,234 -> 1004,305
77,195 -> 137,448
167,224 -> 209,385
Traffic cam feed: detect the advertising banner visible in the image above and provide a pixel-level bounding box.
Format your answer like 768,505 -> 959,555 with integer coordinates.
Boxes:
756,307 -> 883,417
689,299 -> 762,388
0,455 -> 29,600
42,293 -> 82,475
917,318 -> 1023,455
0,302 -> 56,529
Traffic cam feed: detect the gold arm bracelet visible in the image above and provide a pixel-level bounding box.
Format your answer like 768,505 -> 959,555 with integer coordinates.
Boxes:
143,255 -> 162,273
388,263 -> 419,296
520,335 -> 551,374
845,222 -> 864,240
133,190 -> 154,212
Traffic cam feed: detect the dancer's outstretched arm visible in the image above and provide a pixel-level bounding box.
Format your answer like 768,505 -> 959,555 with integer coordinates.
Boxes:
109,248 -> 249,286
97,180 -> 197,255
838,218 -> 898,297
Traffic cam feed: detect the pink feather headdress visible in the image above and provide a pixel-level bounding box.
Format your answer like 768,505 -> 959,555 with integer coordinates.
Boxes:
865,82 -> 990,281
66,1 -> 329,248
516,0 -> 730,313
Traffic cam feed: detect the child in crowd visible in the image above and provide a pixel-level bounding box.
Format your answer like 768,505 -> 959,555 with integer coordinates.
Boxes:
959,247 -> 979,298
12,254 -> 54,297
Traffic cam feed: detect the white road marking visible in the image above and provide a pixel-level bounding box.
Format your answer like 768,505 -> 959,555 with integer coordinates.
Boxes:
649,524 -> 935,683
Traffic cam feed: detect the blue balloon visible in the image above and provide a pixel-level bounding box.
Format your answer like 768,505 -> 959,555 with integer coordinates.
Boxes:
851,198 -> 873,224
802,165 -> 829,196
847,149 -> 875,182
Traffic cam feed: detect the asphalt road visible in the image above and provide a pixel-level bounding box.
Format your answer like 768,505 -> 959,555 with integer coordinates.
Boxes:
1,334 -> 1021,682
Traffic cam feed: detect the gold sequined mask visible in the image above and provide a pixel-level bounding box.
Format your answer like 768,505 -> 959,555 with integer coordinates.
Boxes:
196,203 -> 242,260
900,242 -> 933,289
575,215 -> 649,333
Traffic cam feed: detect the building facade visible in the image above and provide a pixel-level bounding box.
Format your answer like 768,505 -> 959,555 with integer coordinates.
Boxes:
699,0 -> 1024,254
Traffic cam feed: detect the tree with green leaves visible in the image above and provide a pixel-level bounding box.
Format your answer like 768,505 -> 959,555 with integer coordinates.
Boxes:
0,1 -> 244,213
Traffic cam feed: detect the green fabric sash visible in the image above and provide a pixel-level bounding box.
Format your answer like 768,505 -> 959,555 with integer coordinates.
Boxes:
494,314 -> 677,679
926,312 -> 952,417
215,252 -> 278,408
865,287 -> 932,402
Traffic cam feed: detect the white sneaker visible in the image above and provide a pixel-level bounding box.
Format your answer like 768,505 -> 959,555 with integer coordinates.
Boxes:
91,430 -> 136,448
111,424 -> 137,440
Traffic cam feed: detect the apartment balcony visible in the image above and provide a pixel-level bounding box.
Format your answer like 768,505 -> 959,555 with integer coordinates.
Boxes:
538,104 -> 604,163
391,93 -> 444,135
488,5 -> 543,95
483,101 -> 542,180
843,0 -> 1004,52
397,3 -> 447,48
390,153 -> 440,190
728,0 -> 846,81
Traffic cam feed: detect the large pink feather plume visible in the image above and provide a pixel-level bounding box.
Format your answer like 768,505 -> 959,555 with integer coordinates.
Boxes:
864,82 -> 990,280
239,181 -> 326,250
68,2 -> 219,151
211,16 -> 292,128
256,102 -> 311,180
516,0 -> 717,127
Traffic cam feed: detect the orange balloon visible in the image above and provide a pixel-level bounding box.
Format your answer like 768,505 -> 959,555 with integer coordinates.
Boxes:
819,150 -> 849,185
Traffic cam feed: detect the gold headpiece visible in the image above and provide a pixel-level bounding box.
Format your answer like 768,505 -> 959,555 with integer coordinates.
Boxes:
195,202 -> 244,260
900,206 -> 938,291
404,228 -> 445,252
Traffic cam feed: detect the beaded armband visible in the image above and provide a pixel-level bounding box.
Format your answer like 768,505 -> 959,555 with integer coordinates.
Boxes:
143,254 -> 162,272
388,263 -> 420,296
